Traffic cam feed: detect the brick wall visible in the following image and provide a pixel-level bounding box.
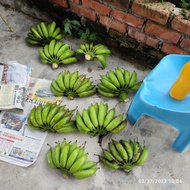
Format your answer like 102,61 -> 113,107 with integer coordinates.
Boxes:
49,0 -> 190,67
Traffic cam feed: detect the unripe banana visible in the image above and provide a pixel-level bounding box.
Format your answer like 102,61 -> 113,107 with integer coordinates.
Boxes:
103,107 -> 115,128
112,139 -> 128,163
99,156 -> 120,170
78,161 -> 96,170
46,147 -> 57,169
52,143 -> 61,168
73,166 -> 98,180
60,143 -> 70,169
98,102 -> 108,129
130,141 -> 142,164
69,71 -> 79,90
100,76 -> 118,91
123,70 -> 131,87
110,119 -> 127,134
105,113 -> 124,131
35,104 -> 43,126
96,54 -> 107,69
129,81 -> 142,91
28,106 -> 40,127
102,148 -> 117,162
66,147 -> 80,170
107,70 -> 121,89
88,103 -> 99,129
120,139 -> 133,162
115,68 -> 125,87
77,89 -> 96,97
62,57 -> 78,65
56,72 -> 66,91
128,71 -> 137,88
69,153 -> 88,173
48,21 -> 56,38
134,146 -> 148,166
40,22 -> 49,38
82,109 -> 95,130
97,88 -> 117,98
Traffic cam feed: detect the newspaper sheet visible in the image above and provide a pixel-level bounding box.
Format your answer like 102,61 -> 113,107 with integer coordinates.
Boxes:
0,61 -> 31,111
0,77 -> 60,167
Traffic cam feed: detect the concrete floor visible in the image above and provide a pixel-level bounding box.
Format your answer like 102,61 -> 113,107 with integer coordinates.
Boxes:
0,3 -> 190,190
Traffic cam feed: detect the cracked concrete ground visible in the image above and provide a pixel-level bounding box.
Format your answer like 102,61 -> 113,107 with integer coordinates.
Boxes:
0,3 -> 190,190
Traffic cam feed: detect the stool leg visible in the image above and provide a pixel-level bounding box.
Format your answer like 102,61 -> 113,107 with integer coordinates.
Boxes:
171,132 -> 190,152
127,100 -> 144,125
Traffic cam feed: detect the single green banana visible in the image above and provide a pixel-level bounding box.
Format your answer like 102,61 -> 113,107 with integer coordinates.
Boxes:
50,108 -> 66,127
53,114 -> 73,131
35,104 -> 43,126
99,156 -> 120,170
69,153 -> 88,173
97,83 -> 116,93
110,120 -> 127,134
51,79 -> 63,93
48,21 -> 56,38
60,143 -> 70,169
73,166 -> 98,180
75,81 -> 93,94
51,26 -> 61,38
46,147 -> 57,169
77,89 -> 96,97
44,44 -> 51,57
123,70 -> 131,88
38,48 -> 49,60
95,54 -> 107,69
130,141 -> 142,164
48,39 -> 56,57
66,147 -> 80,170
78,161 -> 96,171
73,75 -> 86,91
30,27 -> 42,39
108,142 -> 124,163
102,148 -> 117,162
112,139 -> 128,163
69,71 -> 79,90
97,88 -> 117,98
36,24 -> 44,37
53,41 -> 63,58
88,103 -> 99,129
61,57 -> 78,65
98,102 -> 108,129
129,81 -> 142,91
100,76 -> 118,91
52,143 -> 61,168
63,70 -> 71,89
115,68 -> 125,87
56,72 -> 66,91
68,141 -> 78,157
46,104 -> 59,125
50,85 -> 63,96
103,107 -> 115,128
28,106 -> 39,127
128,71 -> 137,88
56,44 -> 70,58
134,146 -> 148,166
82,109 -> 95,130
107,70 -> 121,89
40,22 -> 49,38
120,139 -> 133,162
26,38 -> 40,45
75,111 -> 90,134
105,113 -> 124,131
59,49 -> 75,60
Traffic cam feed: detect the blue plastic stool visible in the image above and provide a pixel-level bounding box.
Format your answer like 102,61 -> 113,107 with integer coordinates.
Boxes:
127,54 -> 190,152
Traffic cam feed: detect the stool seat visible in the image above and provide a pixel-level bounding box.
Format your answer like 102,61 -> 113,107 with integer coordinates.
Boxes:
127,54 -> 190,152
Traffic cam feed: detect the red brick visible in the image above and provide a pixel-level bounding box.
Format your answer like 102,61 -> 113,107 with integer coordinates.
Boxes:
50,0 -> 68,8
145,21 -> 181,44
69,0 -> 80,3
161,43 -> 189,54
180,38 -> 190,51
82,0 -> 110,16
99,15 -> 127,34
101,0 -> 130,10
132,1 -> 174,25
171,15 -> 190,36
112,9 -> 144,29
128,26 -> 159,49
70,3 -> 97,21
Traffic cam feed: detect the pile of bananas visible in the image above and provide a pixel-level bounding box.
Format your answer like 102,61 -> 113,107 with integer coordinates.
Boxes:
38,40 -> 78,69
50,70 -> 96,99
75,102 -> 127,139
99,139 -> 148,173
97,68 -> 142,102
26,21 -> 64,46
27,103 -> 77,133
46,139 -> 98,179
76,43 -> 111,69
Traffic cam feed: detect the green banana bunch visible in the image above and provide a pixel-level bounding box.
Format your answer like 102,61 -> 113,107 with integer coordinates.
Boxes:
27,103 -> 77,133
38,40 -> 78,69
97,68 -> 142,102
50,70 -> 96,99
76,43 -> 111,69
46,139 -> 98,179
26,21 -> 64,46
99,139 -> 148,174
75,102 -> 127,143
